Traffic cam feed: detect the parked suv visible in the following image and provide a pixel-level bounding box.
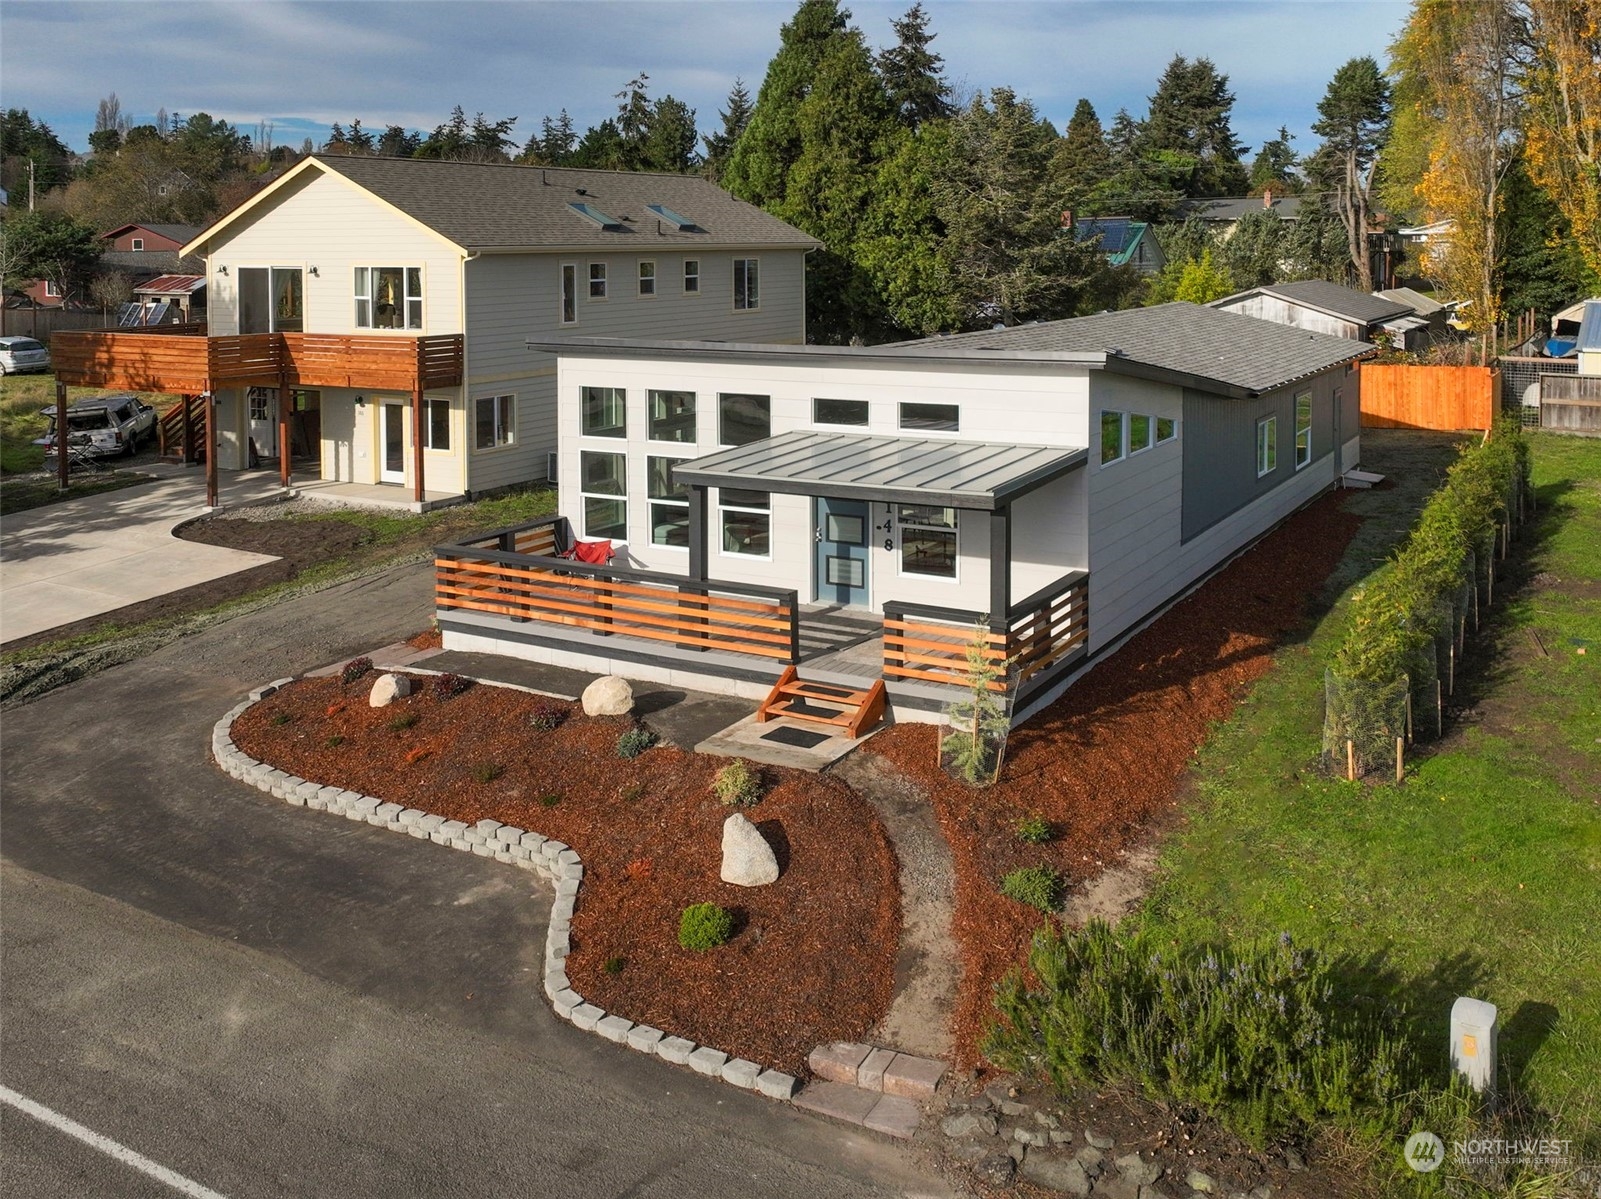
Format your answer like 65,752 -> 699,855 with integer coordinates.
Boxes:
36,395 -> 158,458
0,336 -> 51,375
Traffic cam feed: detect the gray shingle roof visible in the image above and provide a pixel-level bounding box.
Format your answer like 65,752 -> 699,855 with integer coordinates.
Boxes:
889,302 -> 1373,395
1219,280 -> 1414,324
1179,194 -> 1313,222
675,430 -> 1087,510
312,156 -> 820,252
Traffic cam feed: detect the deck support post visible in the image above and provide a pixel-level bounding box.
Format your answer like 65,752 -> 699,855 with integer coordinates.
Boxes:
684,484 -> 710,650
988,505 -> 1012,637
181,394 -> 195,462
411,384 -> 425,505
278,373 -> 292,489
55,380 -> 69,492
204,388 -> 218,508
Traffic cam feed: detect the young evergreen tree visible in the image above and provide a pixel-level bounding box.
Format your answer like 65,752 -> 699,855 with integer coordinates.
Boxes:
702,79 -> 754,181
1249,126 -> 1301,195
1139,55 -> 1249,197
877,2 -> 953,131
1309,56 -> 1390,291
615,73 -> 653,167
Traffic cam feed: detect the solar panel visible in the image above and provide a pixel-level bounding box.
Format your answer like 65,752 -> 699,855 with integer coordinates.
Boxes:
1076,218 -> 1134,254
118,301 -> 170,326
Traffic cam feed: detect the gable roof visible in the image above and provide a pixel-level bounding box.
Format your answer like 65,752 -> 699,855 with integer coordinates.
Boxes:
188,156 -> 820,256
1214,280 -> 1414,325
1180,194 -> 1313,223
1375,287 -> 1444,316
889,302 -> 1374,395
101,222 -> 204,243
1073,217 -> 1151,267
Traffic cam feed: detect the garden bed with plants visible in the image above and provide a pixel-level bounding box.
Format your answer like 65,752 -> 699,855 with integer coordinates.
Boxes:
228,669 -> 899,1075
868,487 -> 1367,1070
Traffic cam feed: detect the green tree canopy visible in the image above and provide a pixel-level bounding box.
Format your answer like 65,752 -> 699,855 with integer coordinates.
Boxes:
702,79 -> 754,181
1308,56 -> 1390,291
1248,126 -> 1301,195
0,209 -> 103,301
1139,55 -> 1249,197
1051,99 -> 1113,212
1,109 -> 74,197
877,2 -> 953,131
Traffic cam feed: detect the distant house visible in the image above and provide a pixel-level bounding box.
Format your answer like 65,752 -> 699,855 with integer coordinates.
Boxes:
101,223 -> 203,253
1180,190 -> 1311,233
1212,280 -> 1417,345
130,274 -> 206,323
1398,219 -> 1455,247
1374,287 -> 1449,349
1070,216 -> 1165,274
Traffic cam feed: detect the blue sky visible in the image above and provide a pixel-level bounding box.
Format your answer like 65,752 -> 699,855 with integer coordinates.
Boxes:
2,0 -> 1407,163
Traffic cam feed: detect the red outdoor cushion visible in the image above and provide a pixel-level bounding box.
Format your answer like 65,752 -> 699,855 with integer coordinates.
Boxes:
570,539 -> 614,565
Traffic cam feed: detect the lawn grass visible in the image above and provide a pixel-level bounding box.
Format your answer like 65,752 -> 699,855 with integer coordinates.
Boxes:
1137,431 -> 1601,1136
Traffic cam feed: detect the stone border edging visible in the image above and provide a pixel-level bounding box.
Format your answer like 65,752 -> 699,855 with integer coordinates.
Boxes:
210,675 -> 801,1104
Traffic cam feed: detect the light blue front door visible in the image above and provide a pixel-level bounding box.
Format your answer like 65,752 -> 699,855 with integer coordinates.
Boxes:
815,497 -> 870,606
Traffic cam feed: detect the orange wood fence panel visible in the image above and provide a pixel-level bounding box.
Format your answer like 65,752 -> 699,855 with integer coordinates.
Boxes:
1359,364 -> 1498,431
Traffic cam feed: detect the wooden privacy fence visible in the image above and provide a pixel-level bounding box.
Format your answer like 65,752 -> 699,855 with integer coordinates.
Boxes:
1538,374 -> 1601,436
435,521 -> 800,663
1359,364 -> 1498,431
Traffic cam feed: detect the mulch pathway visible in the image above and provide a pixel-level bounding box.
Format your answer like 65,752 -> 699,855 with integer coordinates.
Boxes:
230,676 -> 898,1076
869,488 -> 1366,1069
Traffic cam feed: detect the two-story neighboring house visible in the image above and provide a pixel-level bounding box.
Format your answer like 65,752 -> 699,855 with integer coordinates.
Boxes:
51,156 -> 816,508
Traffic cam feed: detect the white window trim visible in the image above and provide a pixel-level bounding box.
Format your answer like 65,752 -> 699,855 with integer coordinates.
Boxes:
560,262 -> 578,326
646,389 -> 698,446
44,280 -> 62,298
130,238 -> 144,251
717,393 -> 771,449
580,385 -> 627,440
732,257 -> 759,312
683,258 -> 700,295
1155,416 -> 1179,444
422,398 -> 452,452
897,402 -> 961,435
1100,410 -> 1127,466
637,259 -> 656,298
474,394 -> 516,451
812,397 -> 871,429
1257,415 -> 1278,478
1294,391 -> 1313,470
716,489 -> 772,561
1128,413 -> 1155,456
354,264 -> 424,331
895,505 -> 960,584
646,454 -> 691,552
579,449 -> 628,544
588,262 -> 607,302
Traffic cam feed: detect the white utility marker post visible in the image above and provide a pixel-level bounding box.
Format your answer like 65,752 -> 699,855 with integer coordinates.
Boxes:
1451,996 -> 1498,1094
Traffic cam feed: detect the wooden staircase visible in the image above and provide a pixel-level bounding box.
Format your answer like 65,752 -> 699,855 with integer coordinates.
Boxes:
757,666 -> 887,739
158,394 -> 209,464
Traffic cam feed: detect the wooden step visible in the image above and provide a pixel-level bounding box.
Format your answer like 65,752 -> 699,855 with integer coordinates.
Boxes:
757,667 -> 886,738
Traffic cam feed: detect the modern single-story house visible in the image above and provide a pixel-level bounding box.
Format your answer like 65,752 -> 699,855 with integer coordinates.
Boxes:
1213,280 -> 1420,346
434,302 -> 1374,728
49,155 -> 817,508
1071,217 -> 1165,274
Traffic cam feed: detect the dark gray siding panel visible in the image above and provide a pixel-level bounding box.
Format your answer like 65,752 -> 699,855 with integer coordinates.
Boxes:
1181,373 -> 1338,542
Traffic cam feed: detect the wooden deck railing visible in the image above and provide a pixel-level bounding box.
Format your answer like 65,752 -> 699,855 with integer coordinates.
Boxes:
435,520 -> 801,664
51,330 -> 464,392
883,570 -> 1089,692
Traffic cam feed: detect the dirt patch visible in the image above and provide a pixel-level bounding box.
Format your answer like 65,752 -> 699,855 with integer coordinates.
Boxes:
230,673 -> 899,1075
869,488 -> 1366,1068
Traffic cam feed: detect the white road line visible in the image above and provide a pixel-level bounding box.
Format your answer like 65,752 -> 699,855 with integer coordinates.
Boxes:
0,1084 -> 229,1199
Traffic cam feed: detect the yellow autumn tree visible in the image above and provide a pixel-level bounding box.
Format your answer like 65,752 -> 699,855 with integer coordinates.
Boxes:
1522,0 -> 1601,280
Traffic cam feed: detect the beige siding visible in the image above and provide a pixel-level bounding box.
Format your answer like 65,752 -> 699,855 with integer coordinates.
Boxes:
316,388 -> 465,493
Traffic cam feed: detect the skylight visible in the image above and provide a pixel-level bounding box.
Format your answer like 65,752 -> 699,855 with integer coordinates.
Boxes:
645,203 -> 701,232
568,202 -> 624,231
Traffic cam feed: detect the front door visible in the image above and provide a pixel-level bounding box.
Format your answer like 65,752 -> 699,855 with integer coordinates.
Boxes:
380,402 -> 406,484
247,387 -> 278,462
815,497 -> 870,606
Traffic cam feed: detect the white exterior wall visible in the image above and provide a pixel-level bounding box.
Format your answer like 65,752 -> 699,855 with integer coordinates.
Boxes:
316,388 -> 466,493
1216,294 -> 1361,341
555,353 -> 1091,612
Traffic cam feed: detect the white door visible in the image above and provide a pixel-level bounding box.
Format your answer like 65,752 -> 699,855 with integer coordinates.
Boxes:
248,388 -> 278,460
380,403 -> 406,484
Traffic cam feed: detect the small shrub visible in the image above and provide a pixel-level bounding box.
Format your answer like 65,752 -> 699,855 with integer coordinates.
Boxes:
324,734 -> 346,749
616,727 -> 658,759
1016,814 -> 1053,844
528,702 -> 568,731
711,758 -> 763,806
623,857 -> 653,881
604,955 -> 626,975
403,746 -> 431,766
270,711 -> 295,727
617,781 -> 646,803
470,762 -> 504,784
341,656 -> 373,684
387,712 -> 419,732
678,902 -> 734,951
432,672 -> 472,700
1001,865 -> 1062,912
538,793 -> 561,808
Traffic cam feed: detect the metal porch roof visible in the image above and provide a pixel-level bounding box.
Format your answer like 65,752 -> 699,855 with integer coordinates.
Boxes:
673,430 -> 1088,510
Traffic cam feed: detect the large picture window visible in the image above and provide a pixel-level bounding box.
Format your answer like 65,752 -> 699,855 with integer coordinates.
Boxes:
354,266 -> 422,329
581,450 -> 627,540
648,389 -> 696,443
898,505 -> 957,578
718,393 -> 770,446
1294,392 -> 1312,468
581,386 -> 626,438
475,394 -> 514,448
648,456 -> 689,548
733,258 -> 759,310
1257,415 -> 1278,477
720,489 -> 770,556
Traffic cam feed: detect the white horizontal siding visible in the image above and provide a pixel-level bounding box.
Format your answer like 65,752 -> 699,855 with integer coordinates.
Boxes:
1215,294 -> 1360,340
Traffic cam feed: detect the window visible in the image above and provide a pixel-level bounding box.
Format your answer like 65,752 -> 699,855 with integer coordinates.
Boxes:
589,262 -> 607,300
240,267 -> 303,333
249,389 -> 270,422
131,238 -> 144,251
1294,391 -> 1312,469
814,398 -> 869,426
683,259 -> 700,294
1100,410 -> 1126,464
898,505 -> 957,579
354,266 -> 422,329
1256,415 -> 1278,477
648,389 -> 696,443
561,263 -> 577,325
718,393 -> 770,446
1129,413 -> 1153,454
581,386 -> 626,438
44,280 -> 61,298
424,399 -> 450,450
733,258 -> 759,310
1156,416 -> 1177,443
475,394 -> 515,449
899,402 -> 959,432
638,260 -> 656,297
648,456 -> 689,548
580,451 -> 627,540
720,489 -> 770,556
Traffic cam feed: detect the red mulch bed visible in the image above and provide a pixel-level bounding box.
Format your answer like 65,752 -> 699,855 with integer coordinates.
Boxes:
869,489 -> 1366,1069
405,628 -> 443,650
231,678 -> 899,1075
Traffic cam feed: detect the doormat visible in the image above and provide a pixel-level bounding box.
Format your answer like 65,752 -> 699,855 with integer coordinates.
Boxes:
760,726 -> 832,749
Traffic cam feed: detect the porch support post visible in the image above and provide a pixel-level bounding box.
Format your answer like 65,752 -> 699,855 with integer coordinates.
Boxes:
204,388 -> 218,508
988,505 -> 1012,633
181,393 -> 195,462
278,373 -> 292,489
683,484 -> 710,651
55,380 -> 69,492
411,384 -> 425,505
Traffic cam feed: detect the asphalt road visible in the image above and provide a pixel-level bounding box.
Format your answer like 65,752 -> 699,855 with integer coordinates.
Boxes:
1,562 -> 956,1199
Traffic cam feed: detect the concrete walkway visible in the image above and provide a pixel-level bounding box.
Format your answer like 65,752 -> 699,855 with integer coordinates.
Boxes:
0,471 -> 284,644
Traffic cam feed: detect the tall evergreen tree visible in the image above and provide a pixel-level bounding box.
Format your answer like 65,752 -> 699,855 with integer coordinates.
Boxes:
523,112 -> 576,165
377,125 -> 422,159
569,119 -> 626,170
642,95 -> 699,172
1249,126 -> 1301,195
702,79 -> 754,181
1309,56 -> 1390,291
1087,108 -> 1184,221
1051,99 -> 1112,211
877,2 -> 953,131
1,109 -> 74,195
1140,55 -> 1249,197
